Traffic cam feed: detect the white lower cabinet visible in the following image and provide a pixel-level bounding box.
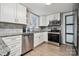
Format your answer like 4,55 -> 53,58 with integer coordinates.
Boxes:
34,32 -> 48,47
2,35 -> 22,56
42,32 -> 48,42
34,33 -> 40,47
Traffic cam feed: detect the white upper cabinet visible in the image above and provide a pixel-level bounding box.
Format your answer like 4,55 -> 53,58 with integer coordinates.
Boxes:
16,4 -> 26,24
40,14 -> 59,26
0,3 -> 16,23
0,3 -> 27,25
39,16 -> 45,26
39,16 -> 49,26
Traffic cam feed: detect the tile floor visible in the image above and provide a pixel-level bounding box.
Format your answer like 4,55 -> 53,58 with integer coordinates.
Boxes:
25,43 -> 76,56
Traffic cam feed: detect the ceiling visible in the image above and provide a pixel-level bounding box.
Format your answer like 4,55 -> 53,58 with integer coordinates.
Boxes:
22,3 -> 78,16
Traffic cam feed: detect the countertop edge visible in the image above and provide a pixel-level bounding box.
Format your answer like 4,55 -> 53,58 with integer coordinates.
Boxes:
0,33 -> 33,37
0,31 -> 61,37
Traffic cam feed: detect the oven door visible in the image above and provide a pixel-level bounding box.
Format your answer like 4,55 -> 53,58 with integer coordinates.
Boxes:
48,34 -> 59,43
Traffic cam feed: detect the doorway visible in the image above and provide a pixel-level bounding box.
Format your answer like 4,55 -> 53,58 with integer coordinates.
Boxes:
65,15 -> 74,44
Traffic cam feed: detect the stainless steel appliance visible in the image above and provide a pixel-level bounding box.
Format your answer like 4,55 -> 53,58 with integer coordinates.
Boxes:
48,30 -> 61,45
48,20 -> 60,26
21,34 -> 33,55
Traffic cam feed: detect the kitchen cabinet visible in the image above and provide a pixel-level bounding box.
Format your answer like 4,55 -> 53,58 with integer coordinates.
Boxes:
0,3 -> 27,25
34,33 -> 40,47
16,4 -> 26,24
0,3 -> 16,23
2,35 -> 22,56
39,16 -> 45,26
42,32 -> 48,42
41,15 -> 54,26
39,16 -> 49,26
34,32 -> 48,47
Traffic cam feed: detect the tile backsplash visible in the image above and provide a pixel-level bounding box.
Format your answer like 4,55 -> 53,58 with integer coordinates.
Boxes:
40,26 -> 61,32
0,23 -> 23,36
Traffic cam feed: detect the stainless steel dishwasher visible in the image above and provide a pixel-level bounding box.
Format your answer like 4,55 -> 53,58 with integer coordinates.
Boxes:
21,34 -> 34,55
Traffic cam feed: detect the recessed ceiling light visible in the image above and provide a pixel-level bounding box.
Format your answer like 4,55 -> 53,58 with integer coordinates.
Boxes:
45,3 -> 51,5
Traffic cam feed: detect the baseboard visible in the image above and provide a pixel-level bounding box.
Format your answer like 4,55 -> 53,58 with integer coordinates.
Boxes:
73,43 -> 78,55
47,41 -> 60,47
34,41 -> 45,48
66,42 -> 73,44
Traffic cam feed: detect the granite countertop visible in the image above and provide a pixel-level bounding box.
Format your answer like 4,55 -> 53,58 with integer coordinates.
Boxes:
0,32 -> 34,37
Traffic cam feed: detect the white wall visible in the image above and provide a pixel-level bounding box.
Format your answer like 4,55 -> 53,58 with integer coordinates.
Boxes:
62,12 -> 74,44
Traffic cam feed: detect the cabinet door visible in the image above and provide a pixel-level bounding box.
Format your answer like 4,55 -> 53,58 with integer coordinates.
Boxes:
39,33 -> 44,43
0,3 -> 16,23
34,33 -> 39,47
39,16 -> 45,26
46,16 -> 49,25
16,4 -> 26,24
34,33 -> 43,47
42,32 -> 48,42
43,16 -> 47,26
40,16 -> 49,26
34,33 -> 47,47
39,16 -> 43,26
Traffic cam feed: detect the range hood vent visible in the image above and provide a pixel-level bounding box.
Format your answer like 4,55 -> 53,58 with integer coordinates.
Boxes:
48,20 -> 60,26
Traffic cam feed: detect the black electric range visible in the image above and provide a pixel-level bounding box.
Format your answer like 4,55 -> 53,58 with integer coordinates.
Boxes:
48,30 -> 61,45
